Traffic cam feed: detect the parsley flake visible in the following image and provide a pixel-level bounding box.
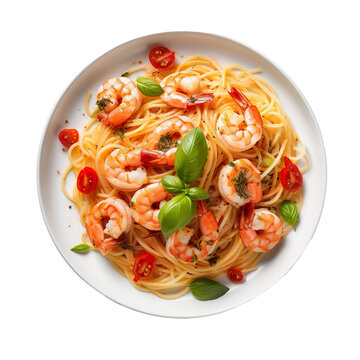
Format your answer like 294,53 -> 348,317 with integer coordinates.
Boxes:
96,98 -> 111,111
232,167 -> 252,198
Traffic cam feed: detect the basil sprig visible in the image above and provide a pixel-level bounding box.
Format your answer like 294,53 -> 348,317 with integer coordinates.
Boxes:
136,76 -> 164,97
158,194 -> 196,240
159,127 -> 209,240
71,244 -> 91,253
175,127 -> 208,184
189,278 -> 229,300
280,200 -> 299,229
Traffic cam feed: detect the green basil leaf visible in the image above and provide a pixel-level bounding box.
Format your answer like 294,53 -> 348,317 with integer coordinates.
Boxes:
71,244 -> 91,253
136,76 -> 164,97
189,278 -> 229,301
280,200 -> 299,229
175,127 -> 208,184
159,194 -> 195,240
187,187 -> 209,201
161,175 -> 185,195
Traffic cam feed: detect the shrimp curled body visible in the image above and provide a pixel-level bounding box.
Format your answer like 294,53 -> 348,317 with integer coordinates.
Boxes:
160,72 -> 214,108
131,183 -> 169,230
217,88 -> 262,154
104,147 -> 175,192
85,198 -> 133,255
143,116 -> 194,150
218,159 -> 262,207
97,77 -> 142,127
240,203 -> 283,252
166,201 -> 219,263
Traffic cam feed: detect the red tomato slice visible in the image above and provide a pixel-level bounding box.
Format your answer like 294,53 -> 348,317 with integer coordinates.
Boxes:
133,252 -> 156,282
77,167 -> 98,194
280,157 -> 303,192
59,129 -> 79,148
149,46 -> 175,69
227,268 -> 244,283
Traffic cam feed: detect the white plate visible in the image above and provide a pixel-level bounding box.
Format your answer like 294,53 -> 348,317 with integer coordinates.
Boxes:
37,32 -> 326,318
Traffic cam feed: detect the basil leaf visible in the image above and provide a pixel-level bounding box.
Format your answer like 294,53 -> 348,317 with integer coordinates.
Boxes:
189,278 -> 229,301
136,76 -> 164,97
280,200 -> 299,229
161,175 -> 185,195
71,244 -> 91,253
159,194 -> 195,240
187,187 -> 209,201
175,127 -> 208,184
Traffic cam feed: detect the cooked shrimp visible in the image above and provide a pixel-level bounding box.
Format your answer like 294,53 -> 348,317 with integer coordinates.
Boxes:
105,147 -> 175,191
131,183 -> 169,230
85,198 -> 133,255
217,87 -> 262,154
218,159 -> 262,207
239,202 -> 283,252
160,72 -> 214,108
166,200 -> 219,263
96,77 -> 141,127
142,116 -> 194,150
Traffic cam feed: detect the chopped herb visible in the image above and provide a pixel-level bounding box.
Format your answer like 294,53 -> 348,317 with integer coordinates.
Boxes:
208,248 -> 220,266
117,128 -> 125,139
232,167 -> 252,198
121,72 -> 129,77
268,142 -> 274,152
191,254 -> 198,263
96,98 -> 111,111
229,161 -> 236,167
157,132 -> 174,151
119,241 -> 134,250
129,201 -> 134,208
188,96 -> 197,103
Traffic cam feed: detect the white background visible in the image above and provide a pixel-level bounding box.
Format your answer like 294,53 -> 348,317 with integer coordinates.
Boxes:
1,0 -> 359,359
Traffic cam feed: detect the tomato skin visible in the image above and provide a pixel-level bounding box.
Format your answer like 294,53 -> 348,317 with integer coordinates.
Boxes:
133,252 -> 156,282
77,167 -> 98,194
149,46 -> 175,69
280,157 -> 303,192
227,268 -> 244,283
59,129 -> 79,148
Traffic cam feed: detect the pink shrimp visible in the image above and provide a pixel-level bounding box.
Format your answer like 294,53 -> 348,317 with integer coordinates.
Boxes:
104,147 -> 176,191
217,87 -> 263,154
218,159 -> 262,207
96,77 -> 141,127
239,202 -> 283,252
85,198 -> 133,255
166,200 -> 219,263
160,72 -> 214,109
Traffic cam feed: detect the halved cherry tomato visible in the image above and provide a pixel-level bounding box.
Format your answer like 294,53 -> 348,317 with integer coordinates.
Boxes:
77,167 -> 98,194
149,46 -> 175,69
227,268 -> 244,283
59,129 -> 79,148
280,157 -> 303,192
133,252 -> 156,282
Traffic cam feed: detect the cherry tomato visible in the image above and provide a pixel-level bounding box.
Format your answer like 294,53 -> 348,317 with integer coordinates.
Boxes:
149,46 -> 175,69
227,268 -> 244,283
77,167 -> 98,194
59,129 -> 79,148
280,157 -> 303,192
133,252 -> 156,282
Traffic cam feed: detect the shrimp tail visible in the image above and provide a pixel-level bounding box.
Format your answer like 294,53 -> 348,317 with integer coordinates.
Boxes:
228,87 -> 251,109
187,93 -> 214,107
229,87 -> 263,126
141,149 -> 172,166
240,202 -> 255,230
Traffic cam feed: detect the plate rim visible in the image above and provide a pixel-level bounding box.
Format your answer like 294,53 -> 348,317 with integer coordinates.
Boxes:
37,31 -> 327,318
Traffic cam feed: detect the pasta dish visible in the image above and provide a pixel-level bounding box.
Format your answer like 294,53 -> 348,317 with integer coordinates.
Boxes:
59,46 -> 308,300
